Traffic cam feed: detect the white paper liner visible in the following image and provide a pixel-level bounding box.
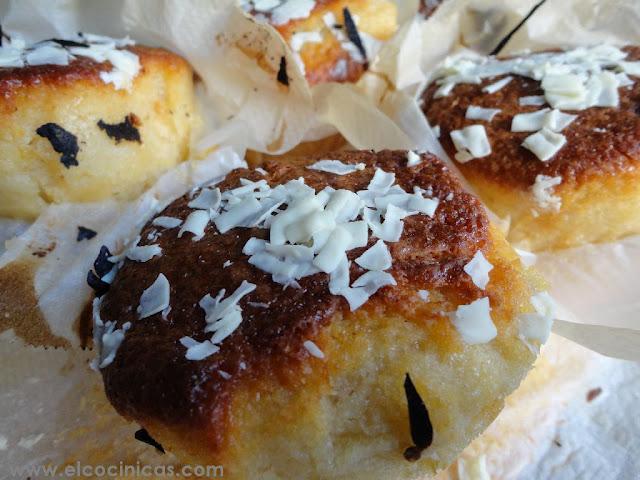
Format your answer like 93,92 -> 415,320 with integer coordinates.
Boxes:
435,334 -> 640,479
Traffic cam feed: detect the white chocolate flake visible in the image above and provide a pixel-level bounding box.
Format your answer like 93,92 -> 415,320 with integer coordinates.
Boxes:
518,291 -> 556,352
137,273 -> 170,319
180,337 -> 219,361
303,340 -> 325,359
152,216 -> 182,229
451,297 -> 497,345
0,34 -> 140,90
307,160 -> 366,175
355,239 -> 392,271
483,76 -> 512,94
522,128 -> 567,161
531,174 -> 562,212
178,210 -> 210,240
463,251 -> 493,290
406,150 -> 422,167
450,125 -> 491,162
465,105 -> 501,122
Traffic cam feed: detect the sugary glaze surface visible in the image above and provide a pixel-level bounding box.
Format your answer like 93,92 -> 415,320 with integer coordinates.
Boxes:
0,46 -> 186,103
98,150 -> 542,478
421,46 -> 640,189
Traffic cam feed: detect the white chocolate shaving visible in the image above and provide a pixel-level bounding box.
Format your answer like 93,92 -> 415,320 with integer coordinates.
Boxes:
531,174 -> 562,212
483,76 -> 512,94
178,210 -> 210,240
307,160 -> 366,175
463,251 -> 493,290
450,125 -> 492,162
406,150 -> 422,167
515,248 -> 537,267
180,337 -> 220,361
451,297 -> 497,345
290,31 -> 322,52
188,187 -> 221,210
125,244 -> 162,262
0,34 -> 140,90
519,95 -> 546,106
92,297 -> 131,369
512,108 -> 577,133
518,291 -> 557,351
180,280 -> 258,359
522,128 -> 567,161
367,168 -> 396,194
465,105 -> 501,122
137,273 -> 170,319
152,216 -> 182,229
303,340 -> 325,359
355,239 -> 392,271
270,0 -> 315,26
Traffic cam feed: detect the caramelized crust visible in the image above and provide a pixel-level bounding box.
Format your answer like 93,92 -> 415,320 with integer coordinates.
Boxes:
421,46 -> 640,189
101,150 -> 487,435
0,46 -> 188,106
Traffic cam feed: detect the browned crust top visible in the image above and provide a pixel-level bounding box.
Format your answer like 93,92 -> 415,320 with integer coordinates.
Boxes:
99,150 -> 489,449
421,46 -> 640,189
0,45 -> 190,99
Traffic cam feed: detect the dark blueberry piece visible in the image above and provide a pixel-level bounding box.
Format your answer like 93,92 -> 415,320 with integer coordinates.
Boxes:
36,123 -> 79,168
93,245 -> 114,278
277,56 -> 289,86
402,373 -> 433,461
343,7 -> 368,69
77,226 -> 97,241
134,428 -> 165,454
87,270 -> 109,298
97,114 -> 142,144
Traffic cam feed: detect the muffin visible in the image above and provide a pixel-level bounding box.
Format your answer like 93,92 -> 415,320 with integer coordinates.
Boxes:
92,149 -> 552,478
0,34 -> 195,219
421,45 -> 640,251
240,0 -> 398,85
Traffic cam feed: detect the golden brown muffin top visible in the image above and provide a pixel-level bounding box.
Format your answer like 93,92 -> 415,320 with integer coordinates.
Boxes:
422,46 -> 640,188
0,45 -> 189,102
98,150 -> 489,447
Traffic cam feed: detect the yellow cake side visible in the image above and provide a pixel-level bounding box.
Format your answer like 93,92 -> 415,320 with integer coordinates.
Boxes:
138,227 -> 543,479
0,48 -> 195,219
468,168 -> 640,251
